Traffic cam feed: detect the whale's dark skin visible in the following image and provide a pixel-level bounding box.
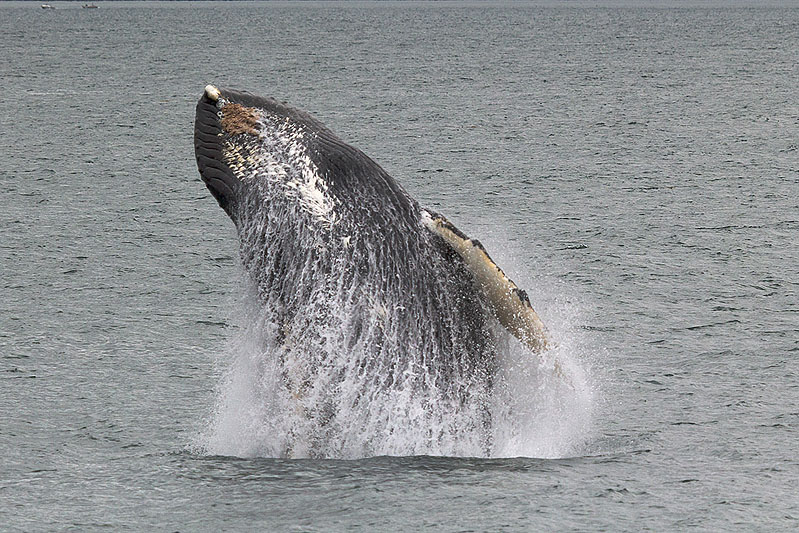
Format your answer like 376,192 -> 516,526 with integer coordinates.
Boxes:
194,86 -> 549,455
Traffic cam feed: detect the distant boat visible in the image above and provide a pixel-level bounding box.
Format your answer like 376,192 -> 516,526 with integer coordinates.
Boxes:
82,3 -> 98,8
41,4 -> 55,9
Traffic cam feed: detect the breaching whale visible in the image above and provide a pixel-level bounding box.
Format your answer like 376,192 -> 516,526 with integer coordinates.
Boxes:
194,85 -> 553,457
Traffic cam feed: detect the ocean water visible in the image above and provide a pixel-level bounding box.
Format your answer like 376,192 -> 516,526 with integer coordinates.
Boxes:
1,1 -> 797,530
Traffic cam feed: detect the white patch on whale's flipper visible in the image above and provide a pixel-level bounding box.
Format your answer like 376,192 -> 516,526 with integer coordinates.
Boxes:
421,209 -> 552,355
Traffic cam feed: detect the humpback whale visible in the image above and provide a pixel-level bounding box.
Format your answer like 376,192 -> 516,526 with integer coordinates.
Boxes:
194,85 -> 553,457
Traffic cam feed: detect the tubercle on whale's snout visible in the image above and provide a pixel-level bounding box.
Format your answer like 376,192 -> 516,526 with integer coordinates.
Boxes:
199,85 -> 262,136
204,84 -> 221,102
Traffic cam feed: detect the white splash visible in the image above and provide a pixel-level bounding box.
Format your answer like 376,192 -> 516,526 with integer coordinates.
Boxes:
195,252 -> 596,460
256,117 -> 338,228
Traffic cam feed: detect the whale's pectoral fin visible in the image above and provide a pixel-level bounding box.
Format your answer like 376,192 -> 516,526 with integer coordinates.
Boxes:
421,209 -> 552,354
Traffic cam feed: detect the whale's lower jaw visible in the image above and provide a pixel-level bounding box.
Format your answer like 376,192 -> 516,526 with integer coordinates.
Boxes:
194,89 -> 238,217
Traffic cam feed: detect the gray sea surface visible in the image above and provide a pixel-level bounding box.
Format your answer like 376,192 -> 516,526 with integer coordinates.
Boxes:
2,1 -> 798,530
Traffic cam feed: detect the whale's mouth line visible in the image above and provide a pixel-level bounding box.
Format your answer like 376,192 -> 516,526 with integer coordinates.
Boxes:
194,85 -> 239,218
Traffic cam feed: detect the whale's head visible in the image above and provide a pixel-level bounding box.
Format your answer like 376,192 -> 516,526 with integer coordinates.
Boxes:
194,85 -> 347,226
